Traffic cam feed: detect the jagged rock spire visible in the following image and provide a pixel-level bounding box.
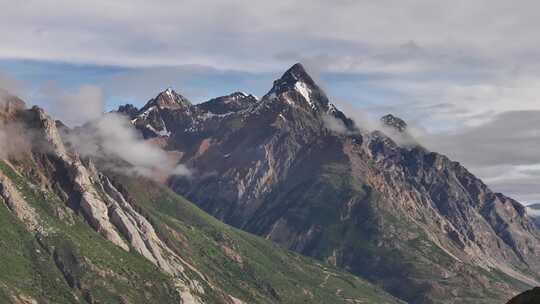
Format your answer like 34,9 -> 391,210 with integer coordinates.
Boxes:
139,87 -> 192,113
198,91 -> 258,114
265,63 -> 330,110
381,114 -> 407,132
274,63 -> 317,88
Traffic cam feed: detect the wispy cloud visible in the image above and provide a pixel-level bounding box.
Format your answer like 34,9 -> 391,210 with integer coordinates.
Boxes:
40,84 -> 104,127
0,77 -> 191,181
65,113 -> 190,180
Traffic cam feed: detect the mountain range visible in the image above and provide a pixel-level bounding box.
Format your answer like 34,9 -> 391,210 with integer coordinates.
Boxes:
118,63 -> 540,303
0,63 -> 538,304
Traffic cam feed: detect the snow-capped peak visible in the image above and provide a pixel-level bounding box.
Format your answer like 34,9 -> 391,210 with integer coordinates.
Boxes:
263,63 -> 330,110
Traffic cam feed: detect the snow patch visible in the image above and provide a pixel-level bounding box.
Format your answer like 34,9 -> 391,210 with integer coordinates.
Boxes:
294,81 -> 315,109
145,124 -> 170,137
327,103 -> 338,114
165,87 -> 174,99
200,111 -> 234,120
139,106 -> 156,120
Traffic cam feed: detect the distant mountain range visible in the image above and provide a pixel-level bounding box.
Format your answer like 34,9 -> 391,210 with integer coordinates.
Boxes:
0,63 -> 538,304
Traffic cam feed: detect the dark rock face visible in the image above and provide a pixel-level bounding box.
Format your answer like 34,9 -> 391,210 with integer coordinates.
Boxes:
381,114 -> 407,132
119,63 -> 540,303
1,99 -> 401,304
198,92 -> 258,114
506,287 -> 540,304
117,104 -> 139,119
122,88 -> 199,138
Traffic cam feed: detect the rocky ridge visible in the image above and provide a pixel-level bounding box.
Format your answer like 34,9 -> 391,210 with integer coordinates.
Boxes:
7,103 -> 207,302
118,63 -> 540,303
0,90 -> 398,304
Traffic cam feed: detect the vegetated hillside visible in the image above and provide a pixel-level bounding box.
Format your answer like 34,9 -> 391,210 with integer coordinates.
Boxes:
0,95 -> 399,303
118,63 -> 540,303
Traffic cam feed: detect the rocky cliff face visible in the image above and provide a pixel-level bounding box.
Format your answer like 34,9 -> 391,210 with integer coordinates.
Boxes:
118,63 -> 540,303
0,91 -> 397,303
1,103 -> 210,302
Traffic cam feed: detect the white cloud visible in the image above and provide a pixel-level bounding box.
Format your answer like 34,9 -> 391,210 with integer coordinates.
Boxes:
66,112 -> 191,180
413,110 -> 540,203
41,84 -> 104,127
0,72 -> 26,99
322,114 -> 348,134
28,81 -> 191,180
1,0 -> 540,72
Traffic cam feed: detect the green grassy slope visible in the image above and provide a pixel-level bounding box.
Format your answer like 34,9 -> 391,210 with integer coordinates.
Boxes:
112,173 -> 401,304
0,158 -> 399,303
0,160 -> 180,303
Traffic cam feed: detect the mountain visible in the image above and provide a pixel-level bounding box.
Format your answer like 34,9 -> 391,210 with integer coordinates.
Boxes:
0,95 -> 400,303
119,63 -> 540,303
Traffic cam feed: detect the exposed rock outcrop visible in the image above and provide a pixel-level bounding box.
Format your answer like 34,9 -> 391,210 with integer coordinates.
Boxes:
117,63 -> 540,303
2,105 -> 206,302
0,88 -> 403,304
380,114 -> 407,132
0,169 -> 42,233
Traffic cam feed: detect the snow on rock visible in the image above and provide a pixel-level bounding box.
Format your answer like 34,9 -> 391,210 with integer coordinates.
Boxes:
327,103 -> 338,114
294,81 -> 315,109
145,123 -> 171,137
139,106 -> 156,120
165,87 -> 175,100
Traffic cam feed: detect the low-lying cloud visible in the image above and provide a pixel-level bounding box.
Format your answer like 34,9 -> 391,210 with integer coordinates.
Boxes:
0,122 -> 33,159
323,98 -> 420,147
326,99 -> 540,203
65,112 -> 190,179
322,114 -> 349,134
46,84 -> 191,179
414,110 -> 540,203
42,84 -> 105,127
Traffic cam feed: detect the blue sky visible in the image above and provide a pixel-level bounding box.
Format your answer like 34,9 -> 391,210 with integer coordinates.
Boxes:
0,59 -> 399,114
1,0 -> 540,203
